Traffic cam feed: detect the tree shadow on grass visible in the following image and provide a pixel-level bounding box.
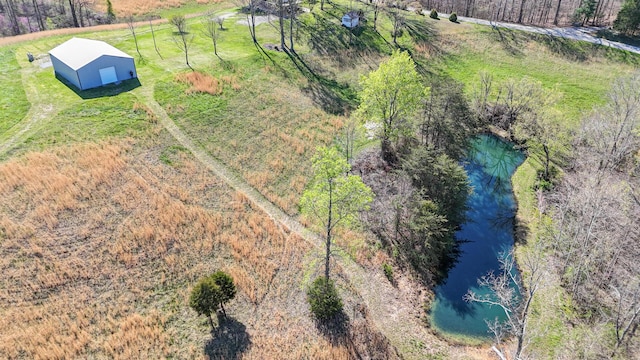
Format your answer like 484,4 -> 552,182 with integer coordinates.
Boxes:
204,313 -> 251,360
55,74 -> 142,100
314,308 -> 350,346
404,17 -> 437,44
286,50 -> 358,115
487,27 -> 525,57
314,303 -> 401,358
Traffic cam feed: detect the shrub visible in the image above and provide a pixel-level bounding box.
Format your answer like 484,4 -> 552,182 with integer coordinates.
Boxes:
449,12 -> 457,22
189,271 -> 236,330
307,277 -> 343,320
189,276 -> 223,330
415,7 -> 424,16
429,9 -> 439,19
210,270 -> 237,317
382,263 -> 394,282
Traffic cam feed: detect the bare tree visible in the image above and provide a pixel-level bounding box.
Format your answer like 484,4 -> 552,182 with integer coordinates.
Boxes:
3,0 -> 21,35
545,74 -> 640,357
126,15 -> 142,58
68,0 -> 79,27
149,18 -> 163,59
288,0 -> 298,52
369,0 -> 384,30
336,117 -> 360,164
609,277 -> 640,356
235,0 -> 258,44
389,8 -> 405,46
170,15 -> 194,70
465,248 -> 544,360
578,73 -> 640,172
203,13 -> 221,58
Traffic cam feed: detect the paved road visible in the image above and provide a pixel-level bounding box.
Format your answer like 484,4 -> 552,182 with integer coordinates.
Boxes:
440,13 -> 640,55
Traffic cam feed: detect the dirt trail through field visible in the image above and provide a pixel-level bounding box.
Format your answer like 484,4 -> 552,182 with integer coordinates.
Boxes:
0,66 -> 57,156
137,85 -> 447,359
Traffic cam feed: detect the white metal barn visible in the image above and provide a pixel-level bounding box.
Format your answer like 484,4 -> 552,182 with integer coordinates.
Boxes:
341,11 -> 360,28
49,37 -> 137,91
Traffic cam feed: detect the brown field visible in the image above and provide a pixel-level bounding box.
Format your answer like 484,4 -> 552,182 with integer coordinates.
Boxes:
98,0 -> 219,16
0,137 -> 395,359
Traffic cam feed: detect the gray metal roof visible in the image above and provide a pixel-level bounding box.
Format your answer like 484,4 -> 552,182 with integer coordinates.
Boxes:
49,37 -> 133,71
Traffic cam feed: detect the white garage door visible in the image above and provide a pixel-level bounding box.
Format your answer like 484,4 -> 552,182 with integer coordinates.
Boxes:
99,66 -> 117,85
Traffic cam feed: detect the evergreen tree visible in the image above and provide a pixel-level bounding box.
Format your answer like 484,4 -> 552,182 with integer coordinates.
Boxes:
106,0 -> 115,23
614,0 -> 640,35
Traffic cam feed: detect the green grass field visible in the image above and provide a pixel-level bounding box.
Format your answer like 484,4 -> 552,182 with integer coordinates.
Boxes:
0,47 -> 31,137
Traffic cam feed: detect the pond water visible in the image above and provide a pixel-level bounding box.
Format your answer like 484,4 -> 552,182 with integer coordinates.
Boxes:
430,134 -> 525,339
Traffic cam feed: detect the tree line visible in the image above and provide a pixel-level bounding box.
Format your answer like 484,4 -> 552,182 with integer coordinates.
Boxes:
4,0 -> 640,38
0,0 -> 116,36
418,0 -> 623,26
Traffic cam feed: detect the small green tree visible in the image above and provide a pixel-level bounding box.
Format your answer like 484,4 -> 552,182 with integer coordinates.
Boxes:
429,9 -> 439,19
356,50 -> 421,164
210,270 -> 236,317
106,0 -> 115,23
300,146 -> 373,280
307,277 -> 343,320
573,0 -> 597,25
449,12 -> 457,22
614,0 -> 640,35
189,276 -> 223,331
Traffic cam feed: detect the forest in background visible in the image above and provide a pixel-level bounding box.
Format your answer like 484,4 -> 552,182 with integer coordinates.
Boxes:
0,0 -> 635,37
421,0 -> 622,26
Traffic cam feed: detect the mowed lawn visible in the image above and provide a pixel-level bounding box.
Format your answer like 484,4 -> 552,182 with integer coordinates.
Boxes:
0,47 -> 30,138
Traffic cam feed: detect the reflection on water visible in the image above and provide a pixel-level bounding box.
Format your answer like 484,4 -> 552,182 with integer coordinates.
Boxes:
430,134 -> 525,338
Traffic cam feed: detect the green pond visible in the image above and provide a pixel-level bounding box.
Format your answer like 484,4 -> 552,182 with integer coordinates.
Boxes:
430,134 -> 525,339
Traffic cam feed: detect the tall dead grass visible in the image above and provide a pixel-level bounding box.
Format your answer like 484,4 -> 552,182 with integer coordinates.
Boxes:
97,0 -> 217,16
176,72 -> 241,95
0,140 -> 393,359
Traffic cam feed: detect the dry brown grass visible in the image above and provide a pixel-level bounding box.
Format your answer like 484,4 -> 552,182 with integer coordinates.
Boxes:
176,72 -> 241,96
97,0 -> 217,16
0,140 -> 394,359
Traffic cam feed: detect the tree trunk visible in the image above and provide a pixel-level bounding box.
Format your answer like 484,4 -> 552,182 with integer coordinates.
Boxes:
373,3 -> 378,30
32,0 -> 45,30
289,3 -> 295,52
543,143 -> 550,180
207,314 -> 215,331
68,0 -> 79,27
5,0 -> 21,35
279,0 -> 285,50
324,180 -> 333,279
150,20 -> 163,59
517,0 -> 526,23
220,302 -> 227,317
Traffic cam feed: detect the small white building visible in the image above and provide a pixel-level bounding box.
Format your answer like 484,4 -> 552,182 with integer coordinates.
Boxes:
341,11 -> 360,28
49,37 -> 137,91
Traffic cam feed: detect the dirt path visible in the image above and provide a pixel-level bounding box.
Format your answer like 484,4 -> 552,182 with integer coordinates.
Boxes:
137,85 -> 447,359
0,65 -> 57,156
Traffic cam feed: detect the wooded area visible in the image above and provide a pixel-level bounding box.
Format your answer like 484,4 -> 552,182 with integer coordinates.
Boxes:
0,0 -> 632,37
419,0 -> 623,26
0,0 -> 110,36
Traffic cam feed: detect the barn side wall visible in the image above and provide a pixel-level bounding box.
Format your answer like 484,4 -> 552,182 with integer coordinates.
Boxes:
76,56 -> 137,90
50,55 -> 81,90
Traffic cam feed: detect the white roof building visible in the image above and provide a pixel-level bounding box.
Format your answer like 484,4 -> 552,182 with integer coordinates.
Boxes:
49,37 -> 137,91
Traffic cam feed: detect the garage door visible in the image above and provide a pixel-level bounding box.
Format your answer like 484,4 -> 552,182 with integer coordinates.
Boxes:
99,66 -> 117,85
